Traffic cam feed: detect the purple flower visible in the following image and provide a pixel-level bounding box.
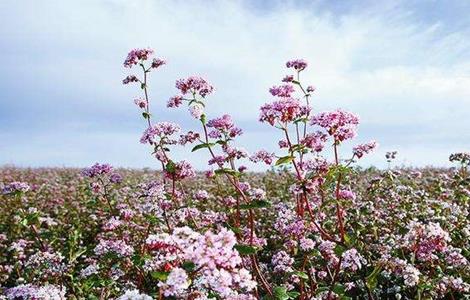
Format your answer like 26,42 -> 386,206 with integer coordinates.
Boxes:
2,181 -> 30,194
167,95 -> 183,108
124,48 -> 154,68
353,141 -> 378,158
311,109 -> 359,142
122,75 -> 139,84
82,163 -> 113,178
151,58 -> 166,69
269,84 -> 295,98
175,76 -> 214,98
286,59 -> 308,71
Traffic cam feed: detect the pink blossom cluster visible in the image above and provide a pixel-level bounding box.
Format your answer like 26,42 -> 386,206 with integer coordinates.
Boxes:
353,141 -> 378,158
286,59 -> 308,71
311,109 -> 360,142
175,76 -> 214,98
2,181 -> 30,194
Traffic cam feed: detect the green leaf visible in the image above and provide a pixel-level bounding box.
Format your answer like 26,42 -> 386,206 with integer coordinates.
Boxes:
165,161 -> 176,174
292,271 -> 309,280
234,244 -> 258,255
142,112 -> 150,119
239,200 -> 272,209
181,261 -> 196,272
273,286 -> 290,300
191,143 -> 215,152
275,156 -> 294,166
366,265 -> 382,290
151,271 -> 169,281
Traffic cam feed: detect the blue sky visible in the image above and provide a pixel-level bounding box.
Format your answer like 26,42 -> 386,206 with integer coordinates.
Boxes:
1,0 -> 469,170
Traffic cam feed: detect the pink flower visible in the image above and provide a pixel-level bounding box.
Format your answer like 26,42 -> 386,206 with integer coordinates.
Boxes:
189,104 -> 204,119
175,76 -> 214,98
282,75 -> 294,82
353,141 -> 378,158
259,98 -> 305,126
306,85 -> 316,93
124,48 -> 154,68
269,84 -> 295,98
151,58 -> 166,69
167,95 -> 183,108
301,131 -> 327,152
250,150 -> 274,165
140,122 -> 181,144
311,109 -> 359,142
179,131 -> 200,145
286,59 -> 308,71
338,189 -> 356,200
122,75 -> 139,84
165,160 -> 196,180
134,98 -> 147,109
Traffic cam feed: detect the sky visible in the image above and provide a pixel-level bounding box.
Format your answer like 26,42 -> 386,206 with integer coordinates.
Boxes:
0,0 -> 469,170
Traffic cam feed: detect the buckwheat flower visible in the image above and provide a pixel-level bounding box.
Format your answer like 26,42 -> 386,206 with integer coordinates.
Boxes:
338,189 -> 356,200
306,85 -> 316,93
286,59 -> 308,71
207,114 -> 235,132
94,239 -> 134,257
102,216 -> 122,231
269,84 -> 295,98
176,76 -> 214,98
124,48 -> 154,68
134,98 -> 147,109
272,251 -> 294,273
179,131 -> 200,145
301,131 -> 327,152
237,181 -> 251,192
110,172 -> 123,183
167,95 -> 183,108
122,75 -> 139,84
151,58 -> 166,69
189,104 -> 204,119
79,264 -> 99,278
238,165 -> 247,172
340,248 -> 364,272
6,284 -> 66,300
259,98 -> 303,126
194,190 -> 209,201
311,109 -> 359,142
158,267 -> 190,297
250,150 -> 275,165
117,289 -> 153,300
353,140 -> 378,158
249,188 -> 266,199
208,155 -> 226,166
140,122 -> 181,144
165,160 -> 196,180
299,238 -> 316,251
403,265 -> 420,287
278,139 -> 289,148
2,181 -> 30,194
205,169 -> 216,178
82,163 -> 113,178
282,75 -> 294,82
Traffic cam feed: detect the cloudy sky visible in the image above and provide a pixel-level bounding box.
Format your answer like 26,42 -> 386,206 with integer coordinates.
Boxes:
1,0 -> 469,170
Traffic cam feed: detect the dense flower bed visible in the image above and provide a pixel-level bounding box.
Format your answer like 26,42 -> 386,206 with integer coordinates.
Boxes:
0,49 -> 469,299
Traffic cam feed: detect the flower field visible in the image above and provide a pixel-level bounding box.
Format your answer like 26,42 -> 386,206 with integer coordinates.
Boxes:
0,49 -> 469,299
